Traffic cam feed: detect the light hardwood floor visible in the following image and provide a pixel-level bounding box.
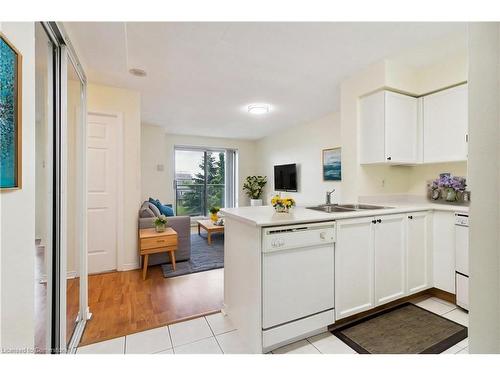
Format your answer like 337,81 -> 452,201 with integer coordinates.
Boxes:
79,266 -> 223,346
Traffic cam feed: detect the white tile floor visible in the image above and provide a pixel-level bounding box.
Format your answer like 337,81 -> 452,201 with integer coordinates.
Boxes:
76,298 -> 469,354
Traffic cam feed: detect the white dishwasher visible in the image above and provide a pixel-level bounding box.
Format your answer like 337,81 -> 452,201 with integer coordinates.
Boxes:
262,221 -> 335,350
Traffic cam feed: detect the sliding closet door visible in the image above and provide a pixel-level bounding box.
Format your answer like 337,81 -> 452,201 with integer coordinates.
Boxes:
59,44 -> 88,353
34,22 -> 55,354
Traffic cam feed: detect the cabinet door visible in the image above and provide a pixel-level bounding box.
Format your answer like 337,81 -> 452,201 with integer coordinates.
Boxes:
335,217 -> 374,319
406,212 -> 431,295
432,211 -> 456,293
374,214 -> 406,305
423,84 -> 468,163
359,91 -> 385,164
385,91 -> 418,163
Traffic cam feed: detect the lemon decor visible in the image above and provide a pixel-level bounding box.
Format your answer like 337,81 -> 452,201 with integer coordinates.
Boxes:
209,206 -> 220,222
271,195 -> 295,213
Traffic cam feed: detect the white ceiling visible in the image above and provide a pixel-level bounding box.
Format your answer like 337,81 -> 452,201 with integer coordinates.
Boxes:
64,22 -> 466,140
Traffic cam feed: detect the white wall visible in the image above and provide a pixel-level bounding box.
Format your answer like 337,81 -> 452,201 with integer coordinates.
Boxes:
141,124 -> 258,208
87,84 -> 142,271
255,113 -> 342,206
340,61 -> 403,202
141,124 -> 169,203
0,22 -> 36,351
467,22 -> 500,354
341,55 -> 469,202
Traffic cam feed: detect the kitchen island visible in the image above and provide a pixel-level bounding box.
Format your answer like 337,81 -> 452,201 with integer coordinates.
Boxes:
221,203 -> 468,353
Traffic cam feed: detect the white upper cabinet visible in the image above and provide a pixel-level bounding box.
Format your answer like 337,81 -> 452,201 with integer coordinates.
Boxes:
360,90 -> 419,164
423,84 -> 468,163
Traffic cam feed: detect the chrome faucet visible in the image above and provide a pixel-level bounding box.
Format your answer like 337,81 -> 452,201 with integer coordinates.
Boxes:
325,189 -> 336,205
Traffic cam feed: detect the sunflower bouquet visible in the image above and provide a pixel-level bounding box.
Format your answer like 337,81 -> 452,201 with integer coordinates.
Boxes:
271,195 -> 296,213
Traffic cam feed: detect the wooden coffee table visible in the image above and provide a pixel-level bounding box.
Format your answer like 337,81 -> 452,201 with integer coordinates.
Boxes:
197,219 -> 224,245
139,227 -> 178,280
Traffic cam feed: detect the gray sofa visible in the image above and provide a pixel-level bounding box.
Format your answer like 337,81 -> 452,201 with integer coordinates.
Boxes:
139,201 -> 191,266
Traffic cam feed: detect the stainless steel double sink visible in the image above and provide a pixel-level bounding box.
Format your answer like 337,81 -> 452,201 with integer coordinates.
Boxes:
306,203 -> 392,213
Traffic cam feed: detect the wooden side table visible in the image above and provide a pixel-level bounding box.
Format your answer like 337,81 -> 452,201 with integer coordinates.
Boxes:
139,227 -> 178,280
197,219 -> 224,245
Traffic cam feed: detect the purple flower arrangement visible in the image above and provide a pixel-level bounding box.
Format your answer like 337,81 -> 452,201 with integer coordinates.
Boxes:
431,174 -> 467,192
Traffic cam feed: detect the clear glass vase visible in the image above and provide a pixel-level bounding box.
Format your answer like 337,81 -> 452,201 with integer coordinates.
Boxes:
274,205 -> 290,213
155,223 -> 166,232
445,188 -> 457,202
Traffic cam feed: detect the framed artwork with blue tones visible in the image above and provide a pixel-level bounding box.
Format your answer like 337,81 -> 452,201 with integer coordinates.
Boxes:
322,147 -> 341,181
1,33 -> 22,190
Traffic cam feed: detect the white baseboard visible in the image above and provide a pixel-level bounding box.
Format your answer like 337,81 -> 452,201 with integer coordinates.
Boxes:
119,262 -> 140,271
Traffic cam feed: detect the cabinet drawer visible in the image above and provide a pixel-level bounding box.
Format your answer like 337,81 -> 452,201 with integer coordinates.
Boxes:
141,236 -> 177,250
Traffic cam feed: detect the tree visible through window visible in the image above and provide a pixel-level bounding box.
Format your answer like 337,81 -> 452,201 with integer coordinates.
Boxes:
175,149 -> 225,217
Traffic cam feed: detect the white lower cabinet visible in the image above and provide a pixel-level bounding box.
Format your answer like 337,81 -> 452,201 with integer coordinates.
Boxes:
374,214 -> 406,306
335,217 -> 375,320
406,211 -> 432,294
335,212 -> 433,320
432,211 -> 456,293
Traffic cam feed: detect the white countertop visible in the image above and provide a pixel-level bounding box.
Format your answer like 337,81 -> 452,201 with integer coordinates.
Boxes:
221,202 -> 468,227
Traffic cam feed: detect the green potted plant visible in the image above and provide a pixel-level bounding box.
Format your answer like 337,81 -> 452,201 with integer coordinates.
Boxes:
153,215 -> 168,232
243,176 -> 267,206
209,206 -> 220,223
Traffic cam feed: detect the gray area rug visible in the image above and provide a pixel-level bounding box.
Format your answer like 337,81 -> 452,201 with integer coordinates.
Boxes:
332,302 -> 468,354
161,233 -> 224,278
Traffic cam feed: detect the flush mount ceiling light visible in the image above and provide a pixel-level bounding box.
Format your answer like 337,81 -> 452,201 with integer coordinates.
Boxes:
129,68 -> 147,77
247,103 -> 270,115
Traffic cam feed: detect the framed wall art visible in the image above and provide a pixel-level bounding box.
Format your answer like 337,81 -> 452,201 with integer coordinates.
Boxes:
322,147 -> 341,181
1,32 -> 22,190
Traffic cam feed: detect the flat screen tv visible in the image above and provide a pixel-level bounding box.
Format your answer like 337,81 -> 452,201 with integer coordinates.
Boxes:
274,164 -> 297,192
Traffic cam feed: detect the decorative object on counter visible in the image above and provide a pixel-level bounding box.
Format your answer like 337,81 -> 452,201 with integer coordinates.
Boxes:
1,33 -> 22,190
271,195 -> 296,213
429,173 -> 469,203
243,175 -> 267,206
209,206 -> 220,223
322,147 -> 342,181
153,215 -> 168,232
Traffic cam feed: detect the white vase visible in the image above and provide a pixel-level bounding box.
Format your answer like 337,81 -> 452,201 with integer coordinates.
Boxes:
250,199 -> 263,207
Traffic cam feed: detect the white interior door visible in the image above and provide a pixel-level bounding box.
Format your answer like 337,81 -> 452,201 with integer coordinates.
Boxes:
87,113 -> 119,273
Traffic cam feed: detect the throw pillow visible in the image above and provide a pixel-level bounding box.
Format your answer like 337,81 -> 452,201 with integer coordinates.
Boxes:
139,202 -> 155,218
148,197 -> 161,210
149,197 -> 174,217
147,202 -> 161,217
159,204 -> 175,217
